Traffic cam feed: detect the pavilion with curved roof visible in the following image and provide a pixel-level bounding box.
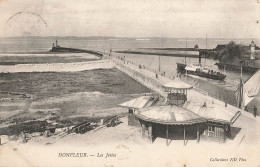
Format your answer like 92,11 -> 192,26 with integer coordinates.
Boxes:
136,105 -> 205,125
119,76 -> 241,145
135,105 -> 206,145
163,77 -> 193,90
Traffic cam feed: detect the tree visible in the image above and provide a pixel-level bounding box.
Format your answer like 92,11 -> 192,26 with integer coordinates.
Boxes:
219,41 -> 246,62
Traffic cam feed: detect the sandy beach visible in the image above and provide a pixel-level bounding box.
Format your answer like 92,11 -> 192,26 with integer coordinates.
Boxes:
0,68 -> 153,135
1,115 -> 260,167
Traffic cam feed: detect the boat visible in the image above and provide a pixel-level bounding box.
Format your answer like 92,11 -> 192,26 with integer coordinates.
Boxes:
183,63 -> 226,80
177,62 -> 186,72
177,36 -> 226,80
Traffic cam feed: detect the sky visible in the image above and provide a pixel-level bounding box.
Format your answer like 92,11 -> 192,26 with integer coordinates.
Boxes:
0,0 -> 259,38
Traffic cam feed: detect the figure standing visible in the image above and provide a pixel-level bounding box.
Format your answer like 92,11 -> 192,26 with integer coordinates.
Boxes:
155,73 -> 158,78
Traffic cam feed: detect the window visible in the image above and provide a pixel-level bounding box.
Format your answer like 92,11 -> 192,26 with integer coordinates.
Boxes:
208,125 -> 215,133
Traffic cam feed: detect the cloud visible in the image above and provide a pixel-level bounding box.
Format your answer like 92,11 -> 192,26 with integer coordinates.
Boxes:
0,0 -> 259,38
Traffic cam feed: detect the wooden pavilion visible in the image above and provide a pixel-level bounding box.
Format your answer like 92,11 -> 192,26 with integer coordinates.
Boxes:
183,101 -> 241,142
119,96 -> 159,126
163,77 -> 193,106
135,105 -> 206,145
119,77 -> 241,145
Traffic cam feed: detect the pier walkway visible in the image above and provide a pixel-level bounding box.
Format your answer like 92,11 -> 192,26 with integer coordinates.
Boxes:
111,56 -> 260,146
0,52 -> 258,123
112,56 -> 260,121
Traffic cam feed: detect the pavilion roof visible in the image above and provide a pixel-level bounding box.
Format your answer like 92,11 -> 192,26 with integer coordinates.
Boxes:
163,77 -> 193,90
118,96 -> 159,109
135,105 -> 206,125
183,101 -> 241,124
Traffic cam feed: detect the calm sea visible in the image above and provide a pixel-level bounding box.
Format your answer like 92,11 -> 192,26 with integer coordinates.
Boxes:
0,36 -> 258,109
0,36 -> 259,53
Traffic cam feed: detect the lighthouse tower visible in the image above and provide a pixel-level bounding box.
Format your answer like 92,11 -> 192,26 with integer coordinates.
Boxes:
250,40 -> 256,60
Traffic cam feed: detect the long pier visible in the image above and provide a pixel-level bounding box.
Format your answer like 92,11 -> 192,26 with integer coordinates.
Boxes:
0,50 -> 258,120
50,46 -> 104,58
113,58 -> 167,97
112,56 -> 208,100
111,56 -> 259,121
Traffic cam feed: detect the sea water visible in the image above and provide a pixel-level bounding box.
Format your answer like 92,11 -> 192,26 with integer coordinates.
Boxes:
0,36 -> 258,109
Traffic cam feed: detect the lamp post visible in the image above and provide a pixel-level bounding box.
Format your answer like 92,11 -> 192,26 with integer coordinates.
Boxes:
240,60 -> 243,78
239,60 -> 243,108
185,37 -> 187,65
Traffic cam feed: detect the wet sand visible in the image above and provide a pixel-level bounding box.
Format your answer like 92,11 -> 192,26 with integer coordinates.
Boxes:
0,53 -> 100,65
0,69 -> 153,135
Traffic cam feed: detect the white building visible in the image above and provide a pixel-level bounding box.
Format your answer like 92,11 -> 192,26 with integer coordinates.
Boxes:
250,40 -> 256,60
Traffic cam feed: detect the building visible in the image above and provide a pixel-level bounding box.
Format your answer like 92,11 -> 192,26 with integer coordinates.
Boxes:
119,95 -> 160,126
183,101 -> 241,142
119,77 -> 241,145
215,41 -> 259,60
250,40 -> 256,60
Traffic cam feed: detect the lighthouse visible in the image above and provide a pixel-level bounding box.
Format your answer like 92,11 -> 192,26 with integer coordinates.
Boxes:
250,40 -> 256,60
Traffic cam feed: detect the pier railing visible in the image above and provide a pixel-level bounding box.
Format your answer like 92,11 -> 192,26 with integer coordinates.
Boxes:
112,57 -> 167,97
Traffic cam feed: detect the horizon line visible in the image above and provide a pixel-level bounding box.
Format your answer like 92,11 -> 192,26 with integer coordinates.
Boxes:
0,35 -> 259,40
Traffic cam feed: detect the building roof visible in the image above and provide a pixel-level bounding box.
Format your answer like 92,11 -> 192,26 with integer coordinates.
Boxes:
118,96 -> 159,109
183,101 -> 241,124
163,77 -> 193,90
135,105 -> 206,125
243,69 -> 260,106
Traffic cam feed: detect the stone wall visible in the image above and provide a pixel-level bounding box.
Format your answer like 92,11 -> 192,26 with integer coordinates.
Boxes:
113,59 -> 167,97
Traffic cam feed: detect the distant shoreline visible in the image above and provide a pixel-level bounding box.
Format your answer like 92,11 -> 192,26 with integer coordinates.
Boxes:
0,51 -> 87,54
0,51 -> 50,54
115,50 -> 200,58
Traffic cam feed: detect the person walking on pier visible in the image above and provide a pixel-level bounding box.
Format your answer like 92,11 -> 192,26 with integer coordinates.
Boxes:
253,105 -> 257,117
155,73 -> 158,78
